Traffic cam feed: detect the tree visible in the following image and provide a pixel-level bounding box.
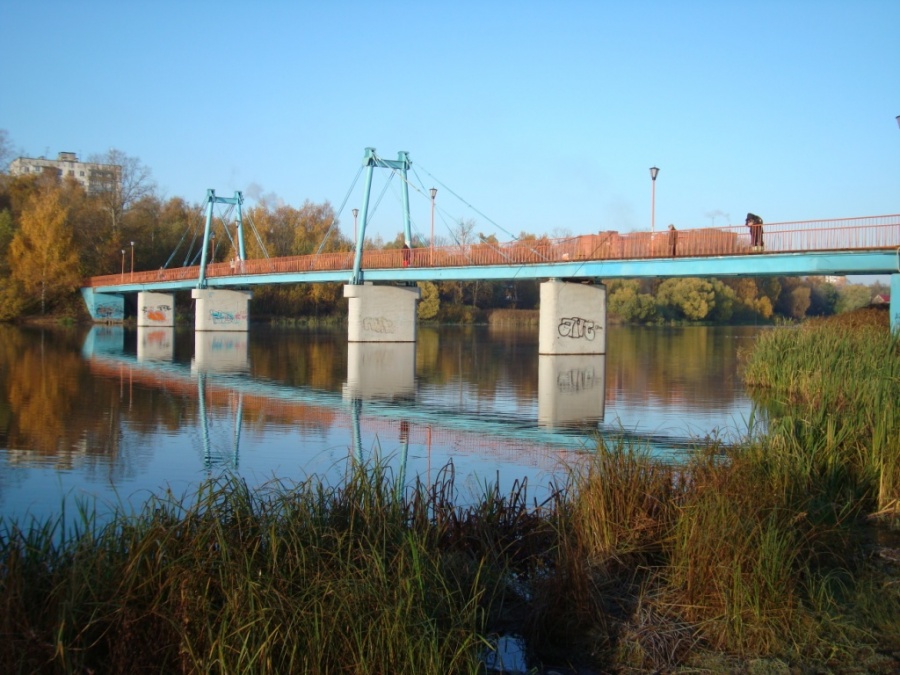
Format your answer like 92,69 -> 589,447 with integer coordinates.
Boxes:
417,281 -> 440,320
608,280 -> 657,323
835,284 -> 873,314
0,129 -> 16,173
88,148 -> 156,235
9,188 -> 81,314
807,278 -> 839,316
656,277 -> 716,321
774,277 -> 812,319
708,279 -> 736,323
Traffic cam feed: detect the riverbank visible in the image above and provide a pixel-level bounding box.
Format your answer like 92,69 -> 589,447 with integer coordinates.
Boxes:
1,310 -> 897,673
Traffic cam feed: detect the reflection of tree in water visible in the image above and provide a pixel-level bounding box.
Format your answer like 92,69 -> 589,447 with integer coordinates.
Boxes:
607,326 -> 756,410
0,327 -> 197,481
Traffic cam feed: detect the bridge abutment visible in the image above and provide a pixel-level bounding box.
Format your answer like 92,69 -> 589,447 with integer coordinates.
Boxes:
344,283 -> 420,343
192,289 -> 252,332
539,279 -> 607,355
80,288 -> 125,322
138,292 -> 175,327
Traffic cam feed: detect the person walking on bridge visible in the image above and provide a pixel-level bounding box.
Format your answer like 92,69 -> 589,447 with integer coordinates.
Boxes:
667,224 -> 678,257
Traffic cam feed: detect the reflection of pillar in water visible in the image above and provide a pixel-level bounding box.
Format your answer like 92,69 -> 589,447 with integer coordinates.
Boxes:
397,420 -> 410,498
137,325 -> 174,362
538,353 -> 606,428
197,373 -> 242,472
350,397 -> 363,464
81,325 -> 125,358
198,371 -> 213,472
192,331 -> 249,373
342,342 -> 416,401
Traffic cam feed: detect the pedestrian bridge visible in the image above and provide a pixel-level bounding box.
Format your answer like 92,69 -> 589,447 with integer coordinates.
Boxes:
82,213 -> 900,334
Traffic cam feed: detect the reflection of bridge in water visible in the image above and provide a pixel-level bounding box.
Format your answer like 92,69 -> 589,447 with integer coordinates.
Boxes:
83,325 -> 705,479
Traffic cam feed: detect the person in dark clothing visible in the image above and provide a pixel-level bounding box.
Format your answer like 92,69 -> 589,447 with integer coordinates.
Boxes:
746,213 -> 764,251
667,224 -> 678,257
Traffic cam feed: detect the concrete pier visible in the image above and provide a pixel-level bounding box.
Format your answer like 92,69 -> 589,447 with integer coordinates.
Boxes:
192,289 -> 252,332
344,283 -> 420,343
538,280 -> 607,355
138,292 -> 175,327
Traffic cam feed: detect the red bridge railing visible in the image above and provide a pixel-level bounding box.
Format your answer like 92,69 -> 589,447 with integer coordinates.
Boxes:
85,214 -> 900,288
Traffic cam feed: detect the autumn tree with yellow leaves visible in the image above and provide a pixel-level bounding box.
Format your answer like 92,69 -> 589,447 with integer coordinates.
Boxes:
9,188 -> 82,315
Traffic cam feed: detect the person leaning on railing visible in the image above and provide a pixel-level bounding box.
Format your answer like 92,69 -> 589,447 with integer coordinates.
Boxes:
746,213 -> 764,252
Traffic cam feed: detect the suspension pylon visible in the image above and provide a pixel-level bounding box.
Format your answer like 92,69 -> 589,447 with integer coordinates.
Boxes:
351,148 -> 412,285
198,189 -> 245,288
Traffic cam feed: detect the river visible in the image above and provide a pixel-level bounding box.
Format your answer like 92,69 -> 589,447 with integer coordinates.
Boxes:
0,323 -> 764,524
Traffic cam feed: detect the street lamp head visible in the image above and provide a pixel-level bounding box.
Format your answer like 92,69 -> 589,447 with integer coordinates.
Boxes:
352,208 -> 358,218
650,166 -> 660,181
430,187 -> 437,200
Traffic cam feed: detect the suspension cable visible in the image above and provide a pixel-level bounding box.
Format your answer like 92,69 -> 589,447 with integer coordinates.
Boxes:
315,165 -> 364,254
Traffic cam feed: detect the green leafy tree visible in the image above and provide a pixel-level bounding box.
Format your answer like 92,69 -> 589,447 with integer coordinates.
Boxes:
9,188 -> 81,314
774,277 -> 812,319
835,283 -> 873,314
807,278 -> 839,316
656,277 -> 716,321
708,279 -> 737,323
417,281 -> 440,320
608,280 -> 657,323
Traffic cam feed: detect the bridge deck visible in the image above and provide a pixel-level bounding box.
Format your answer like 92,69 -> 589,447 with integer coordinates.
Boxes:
85,215 -> 900,290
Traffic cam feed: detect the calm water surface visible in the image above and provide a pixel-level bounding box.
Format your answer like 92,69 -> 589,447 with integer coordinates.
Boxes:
0,323 -> 763,523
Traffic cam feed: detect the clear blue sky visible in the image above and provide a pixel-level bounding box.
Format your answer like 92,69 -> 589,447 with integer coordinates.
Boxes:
1,0 -> 898,247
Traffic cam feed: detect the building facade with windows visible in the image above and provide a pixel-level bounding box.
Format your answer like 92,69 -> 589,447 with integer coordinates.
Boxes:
8,151 -> 120,195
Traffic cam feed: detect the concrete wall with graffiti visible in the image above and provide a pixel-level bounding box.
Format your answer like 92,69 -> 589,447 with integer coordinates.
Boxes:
345,284 -> 421,343
538,280 -> 607,355
192,289 -> 252,332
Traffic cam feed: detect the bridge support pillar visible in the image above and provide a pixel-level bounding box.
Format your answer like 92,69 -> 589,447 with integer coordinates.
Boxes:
539,279 -> 606,355
138,292 -> 175,327
192,288 -> 252,332
344,283 -> 420,342
891,273 -> 900,333
80,288 -> 125,322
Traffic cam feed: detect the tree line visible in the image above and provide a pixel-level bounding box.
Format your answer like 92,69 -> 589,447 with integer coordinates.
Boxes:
0,133 -> 886,324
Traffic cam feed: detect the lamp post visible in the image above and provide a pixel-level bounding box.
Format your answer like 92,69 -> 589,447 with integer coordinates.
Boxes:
896,114 -> 900,129
352,208 -> 359,245
649,167 -> 659,235
429,187 -> 437,266
121,249 -> 125,280
130,241 -> 134,280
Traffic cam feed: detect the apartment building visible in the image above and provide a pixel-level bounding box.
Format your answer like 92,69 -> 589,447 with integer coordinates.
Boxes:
8,151 -> 121,195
